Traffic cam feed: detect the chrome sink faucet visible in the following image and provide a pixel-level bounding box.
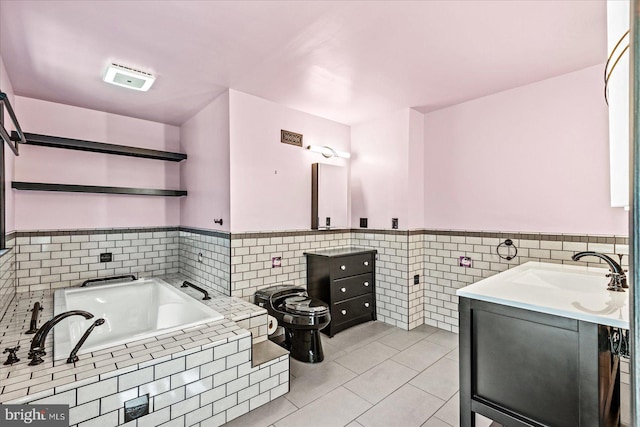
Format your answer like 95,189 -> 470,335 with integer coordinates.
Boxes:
571,251 -> 628,292
28,310 -> 94,365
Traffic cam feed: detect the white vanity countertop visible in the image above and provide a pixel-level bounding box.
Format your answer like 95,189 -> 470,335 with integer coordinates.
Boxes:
456,261 -> 629,329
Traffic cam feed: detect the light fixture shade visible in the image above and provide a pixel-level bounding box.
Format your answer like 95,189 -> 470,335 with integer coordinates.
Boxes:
103,63 -> 156,92
306,145 -> 351,159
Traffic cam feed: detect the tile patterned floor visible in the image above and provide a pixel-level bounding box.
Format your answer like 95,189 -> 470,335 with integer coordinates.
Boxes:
226,321 -> 632,427
225,322 -> 488,427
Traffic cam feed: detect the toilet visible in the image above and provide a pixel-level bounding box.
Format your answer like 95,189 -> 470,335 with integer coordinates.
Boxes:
254,285 -> 330,363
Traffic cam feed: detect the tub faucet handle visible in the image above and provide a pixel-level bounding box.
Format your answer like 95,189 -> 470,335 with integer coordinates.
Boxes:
28,349 -> 46,366
3,346 -> 20,365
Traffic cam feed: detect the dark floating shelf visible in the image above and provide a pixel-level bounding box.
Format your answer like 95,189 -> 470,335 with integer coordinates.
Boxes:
12,182 -> 187,197
12,131 -> 187,162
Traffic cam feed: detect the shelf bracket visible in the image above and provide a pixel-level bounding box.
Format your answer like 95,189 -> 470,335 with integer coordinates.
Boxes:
0,92 -> 24,156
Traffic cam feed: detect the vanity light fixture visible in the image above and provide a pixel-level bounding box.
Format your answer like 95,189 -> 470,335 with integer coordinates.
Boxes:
103,63 -> 156,92
306,145 -> 351,159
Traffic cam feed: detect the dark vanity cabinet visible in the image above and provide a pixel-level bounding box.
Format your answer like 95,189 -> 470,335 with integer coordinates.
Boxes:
459,298 -> 620,427
305,248 -> 377,337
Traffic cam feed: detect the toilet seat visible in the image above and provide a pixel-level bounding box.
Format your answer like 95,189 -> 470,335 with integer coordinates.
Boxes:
283,296 -> 330,315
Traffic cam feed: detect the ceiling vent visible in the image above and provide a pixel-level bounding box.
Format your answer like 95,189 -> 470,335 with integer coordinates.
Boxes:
103,63 -> 155,92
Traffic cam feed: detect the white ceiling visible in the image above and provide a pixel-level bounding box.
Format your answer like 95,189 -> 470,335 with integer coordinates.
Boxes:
0,0 -> 607,126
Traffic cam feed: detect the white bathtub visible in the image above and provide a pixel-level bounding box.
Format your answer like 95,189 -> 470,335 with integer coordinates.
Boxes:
53,278 -> 224,361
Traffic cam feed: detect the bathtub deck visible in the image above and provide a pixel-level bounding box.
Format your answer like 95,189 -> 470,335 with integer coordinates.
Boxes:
0,275 -> 289,426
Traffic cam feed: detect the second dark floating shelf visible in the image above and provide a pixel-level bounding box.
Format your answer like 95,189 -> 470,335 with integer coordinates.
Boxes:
12,182 -> 187,197
12,132 -> 187,162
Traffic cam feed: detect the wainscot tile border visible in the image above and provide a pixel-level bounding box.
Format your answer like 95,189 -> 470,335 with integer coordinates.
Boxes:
179,226 -> 230,239
230,229 -> 351,239
13,227 -> 180,237
409,229 -> 628,245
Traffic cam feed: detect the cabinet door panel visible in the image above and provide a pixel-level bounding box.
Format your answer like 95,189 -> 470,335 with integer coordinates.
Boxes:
473,308 -> 579,427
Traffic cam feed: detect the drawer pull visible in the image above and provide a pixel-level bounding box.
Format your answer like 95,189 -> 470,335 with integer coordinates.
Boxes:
341,310 -> 347,315
363,281 -> 369,287
340,287 -> 346,293
340,265 -> 346,270
364,302 -> 370,308
363,261 -> 369,266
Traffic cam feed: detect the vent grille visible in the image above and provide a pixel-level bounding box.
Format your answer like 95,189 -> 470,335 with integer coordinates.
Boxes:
281,130 -> 303,147
111,63 -> 153,77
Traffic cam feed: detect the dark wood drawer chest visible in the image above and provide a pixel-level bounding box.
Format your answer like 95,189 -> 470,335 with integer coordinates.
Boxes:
305,248 -> 377,337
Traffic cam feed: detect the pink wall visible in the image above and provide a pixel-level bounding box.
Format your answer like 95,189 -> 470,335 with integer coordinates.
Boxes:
423,64 -> 627,235
351,108 -> 411,230
0,55 -> 15,233
13,97 -> 181,230
408,109 -> 425,229
229,90 -> 350,232
180,91 -> 230,232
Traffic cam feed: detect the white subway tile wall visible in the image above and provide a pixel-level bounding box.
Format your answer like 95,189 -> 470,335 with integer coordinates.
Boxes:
12,229 -> 180,293
178,229 -> 231,296
229,231 -> 351,300
351,231 -> 411,330
409,233 -> 425,330
0,235 -> 16,319
1,226 -> 630,406
421,232 -> 629,334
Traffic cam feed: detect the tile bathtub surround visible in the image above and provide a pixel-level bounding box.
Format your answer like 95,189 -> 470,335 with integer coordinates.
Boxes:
178,228 -> 231,296
162,275 -> 269,345
0,234 -> 16,321
0,276 -> 289,427
12,228 -> 180,293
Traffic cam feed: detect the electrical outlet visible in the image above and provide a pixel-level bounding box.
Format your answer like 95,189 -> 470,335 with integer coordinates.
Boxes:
392,218 -> 398,229
360,218 -> 368,228
459,256 -> 473,267
326,217 -> 331,227
414,274 -> 419,285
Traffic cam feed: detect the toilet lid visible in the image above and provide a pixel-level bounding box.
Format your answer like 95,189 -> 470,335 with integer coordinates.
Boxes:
283,296 -> 329,315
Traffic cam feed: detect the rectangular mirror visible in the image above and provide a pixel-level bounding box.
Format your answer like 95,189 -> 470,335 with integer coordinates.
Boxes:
311,163 -> 348,229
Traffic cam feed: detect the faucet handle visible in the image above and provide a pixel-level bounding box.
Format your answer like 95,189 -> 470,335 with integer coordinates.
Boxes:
3,346 -> 20,365
28,348 -> 46,359
27,349 -> 46,366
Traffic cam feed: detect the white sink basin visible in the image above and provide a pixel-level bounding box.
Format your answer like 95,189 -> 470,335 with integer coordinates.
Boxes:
457,261 -> 629,328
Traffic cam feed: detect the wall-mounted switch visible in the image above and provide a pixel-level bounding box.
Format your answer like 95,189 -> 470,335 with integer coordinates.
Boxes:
326,217 -> 331,227
414,274 -> 419,285
392,218 -> 398,229
360,218 -> 368,228
99,252 -> 112,263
